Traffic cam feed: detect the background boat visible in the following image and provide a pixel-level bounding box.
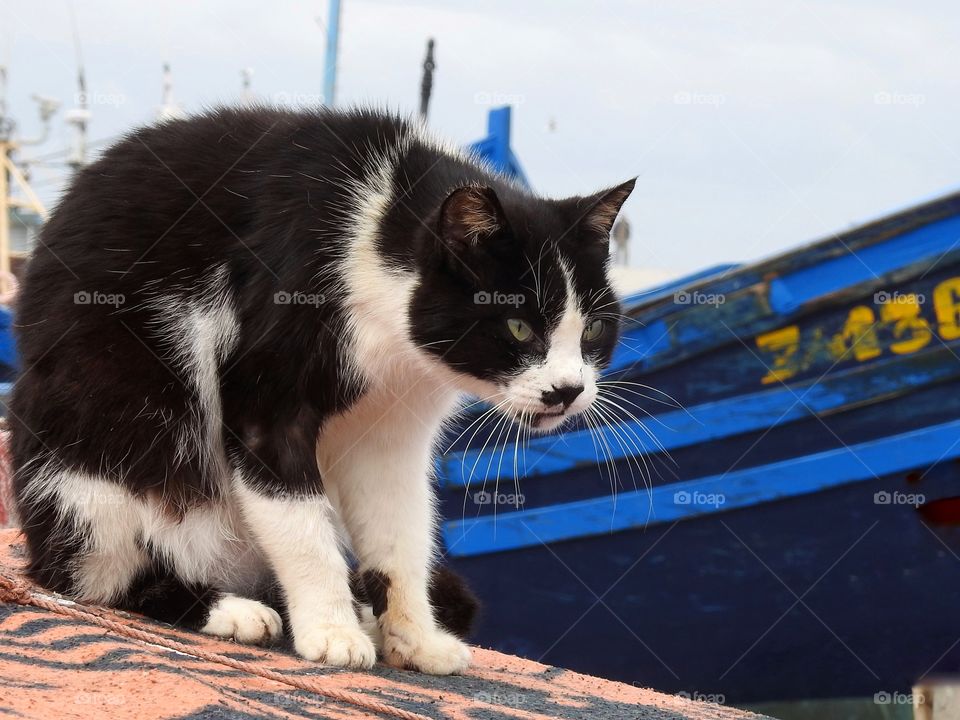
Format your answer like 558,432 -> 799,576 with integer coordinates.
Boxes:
437,189 -> 960,704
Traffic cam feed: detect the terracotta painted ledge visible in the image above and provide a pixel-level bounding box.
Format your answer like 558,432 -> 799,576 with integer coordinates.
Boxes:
0,529 -> 771,719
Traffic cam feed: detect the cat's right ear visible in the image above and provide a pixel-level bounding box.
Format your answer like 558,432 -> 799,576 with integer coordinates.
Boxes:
437,185 -> 508,253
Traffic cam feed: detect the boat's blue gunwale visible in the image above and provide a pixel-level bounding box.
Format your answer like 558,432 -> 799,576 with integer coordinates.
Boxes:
442,416 -> 960,556
439,339 -> 960,487
624,190 -> 960,323
609,223 -> 960,377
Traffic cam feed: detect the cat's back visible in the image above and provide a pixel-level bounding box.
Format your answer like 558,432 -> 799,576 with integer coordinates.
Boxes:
35,106 -> 412,257
9,106 -> 419,497
17,106 -> 415,329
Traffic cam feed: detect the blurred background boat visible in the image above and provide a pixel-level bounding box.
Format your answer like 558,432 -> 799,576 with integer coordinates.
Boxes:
437,188 -> 960,705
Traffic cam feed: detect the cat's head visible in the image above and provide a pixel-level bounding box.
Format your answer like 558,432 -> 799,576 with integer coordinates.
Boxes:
410,179 -> 634,433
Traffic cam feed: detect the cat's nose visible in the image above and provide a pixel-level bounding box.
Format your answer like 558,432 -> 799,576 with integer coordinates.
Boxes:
541,383 -> 584,409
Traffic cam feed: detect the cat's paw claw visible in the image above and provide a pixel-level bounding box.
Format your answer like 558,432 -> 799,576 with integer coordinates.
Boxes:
383,623 -> 471,675
295,624 -> 377,668
201,595 -> 283,645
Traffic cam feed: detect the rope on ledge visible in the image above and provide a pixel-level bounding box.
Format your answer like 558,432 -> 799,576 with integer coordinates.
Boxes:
0,569 -> 433,720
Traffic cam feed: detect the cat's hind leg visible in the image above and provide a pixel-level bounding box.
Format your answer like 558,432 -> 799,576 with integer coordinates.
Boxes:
15,461 -> 281,644
119,564 -> 282,644
15,465 -> 149,605
128,495 -> 283,643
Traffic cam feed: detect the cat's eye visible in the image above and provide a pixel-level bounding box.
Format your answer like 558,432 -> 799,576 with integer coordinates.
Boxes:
507,318 -> 534,342
582,319 -> 605,342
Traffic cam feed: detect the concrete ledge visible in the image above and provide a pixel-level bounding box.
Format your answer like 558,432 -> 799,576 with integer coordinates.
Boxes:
0,528 -> 771,719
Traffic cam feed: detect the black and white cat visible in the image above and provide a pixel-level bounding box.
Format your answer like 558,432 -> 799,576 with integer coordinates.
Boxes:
11,107 -> 632,674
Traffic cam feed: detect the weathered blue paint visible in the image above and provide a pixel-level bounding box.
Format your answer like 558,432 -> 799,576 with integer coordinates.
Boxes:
0,308 -> 16,381
438,343 -> 960,487
602,319 -> 672,373
438,189 -> 960,703
605,197 -> 960,374
618,263 -> 741,308
443,416 -> 960,556
768,214 -> 960,314
449,461 -> 960,704
468,107 -> 530,188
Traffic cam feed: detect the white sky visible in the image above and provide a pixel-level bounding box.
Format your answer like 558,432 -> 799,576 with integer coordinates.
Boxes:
3,1 -> 959,278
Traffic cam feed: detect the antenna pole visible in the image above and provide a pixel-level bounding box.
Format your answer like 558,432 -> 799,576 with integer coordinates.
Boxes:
67,2 -> 89,170
322,0 -> 342,106
241,68 -> 254,103
158,63 -> 184,121
419,38 -> 435,120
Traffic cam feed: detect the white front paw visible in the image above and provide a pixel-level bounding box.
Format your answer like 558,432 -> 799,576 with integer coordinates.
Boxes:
201,595 -> 283,644
383,622 -> 471,675
295,623 -> 377,668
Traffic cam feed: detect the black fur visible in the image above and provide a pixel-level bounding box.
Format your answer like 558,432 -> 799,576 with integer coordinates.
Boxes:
428,566 -> 480,640
118,563 -> 223,631
9,106 -> 629,638
359,569 -> 391,618
349,567 -> 479,640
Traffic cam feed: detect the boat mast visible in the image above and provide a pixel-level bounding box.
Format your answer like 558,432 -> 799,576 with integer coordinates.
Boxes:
240,68 -> 254,104
158,63 -> 185,121
322,0 -> 342,105
0,69 -> 50,295
66,4 -> 90,172
419,38 -> 435,120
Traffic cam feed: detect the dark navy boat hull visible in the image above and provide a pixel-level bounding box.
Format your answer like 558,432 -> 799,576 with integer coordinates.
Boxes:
438,190 -> 960,703
449,463 -> 960,703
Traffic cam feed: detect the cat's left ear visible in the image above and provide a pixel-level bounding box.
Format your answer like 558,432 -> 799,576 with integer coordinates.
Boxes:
437,185 -> 509,252
576,178 -> 636,239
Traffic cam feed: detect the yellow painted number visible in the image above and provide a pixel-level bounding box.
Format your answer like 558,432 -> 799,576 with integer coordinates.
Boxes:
934,278 -> 960,341
880,295 -> 931,354
757,326 -> 800,384
836,305 -> 882,362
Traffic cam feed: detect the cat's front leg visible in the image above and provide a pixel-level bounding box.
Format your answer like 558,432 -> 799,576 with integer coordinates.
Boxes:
325,411 -> 471,675
234,480 -> 375,667
229,418 -> 375,668
364,565 -> 472,675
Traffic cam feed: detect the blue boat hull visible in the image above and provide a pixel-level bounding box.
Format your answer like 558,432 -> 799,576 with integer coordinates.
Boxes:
448,462 -> 960,702
437,190 -> 960,703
